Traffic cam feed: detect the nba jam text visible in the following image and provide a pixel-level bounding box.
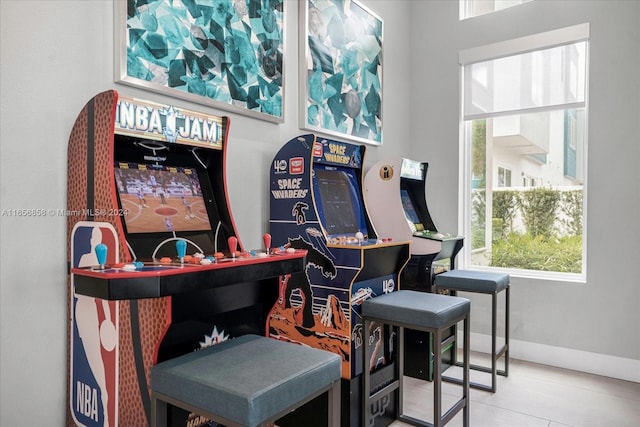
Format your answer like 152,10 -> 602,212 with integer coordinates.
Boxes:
115,96 -> 224,148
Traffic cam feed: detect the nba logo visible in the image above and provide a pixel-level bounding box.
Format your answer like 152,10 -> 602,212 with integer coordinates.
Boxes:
70,222 -> 119,427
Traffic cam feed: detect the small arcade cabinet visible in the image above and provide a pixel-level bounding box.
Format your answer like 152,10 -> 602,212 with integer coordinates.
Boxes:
66,90 -> 306,427
363,157 -> 464,380
267,134 -> 411,427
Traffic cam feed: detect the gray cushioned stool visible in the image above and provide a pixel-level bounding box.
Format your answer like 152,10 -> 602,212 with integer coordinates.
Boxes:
151,334 -> 342,427
435,270 -> 510,393
362,290 -> 470,427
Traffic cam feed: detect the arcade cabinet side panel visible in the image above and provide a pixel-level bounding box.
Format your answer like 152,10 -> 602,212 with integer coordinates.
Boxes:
268,135 -> 316,341
268,135 -> 351,375
269,135 -> 369,380
67,90 -> 119,427
70,222 -> 121,427
363,157 -> 410,243
67,91 -> 170,427
269,134 -> 317,248
121,297 -> 169,427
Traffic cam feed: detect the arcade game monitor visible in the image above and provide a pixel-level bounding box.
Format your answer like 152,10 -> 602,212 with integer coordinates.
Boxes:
312,165 -> 369,240
112,160 -> 220,260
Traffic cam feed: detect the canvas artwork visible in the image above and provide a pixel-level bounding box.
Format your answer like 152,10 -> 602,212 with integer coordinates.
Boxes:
115,0 -> 285,122
300,0 -> 384,145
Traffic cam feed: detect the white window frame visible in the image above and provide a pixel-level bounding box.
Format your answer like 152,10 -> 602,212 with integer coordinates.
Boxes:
458,24 -> 590,282
497,166 -> 512,188
459,0 -> 534,20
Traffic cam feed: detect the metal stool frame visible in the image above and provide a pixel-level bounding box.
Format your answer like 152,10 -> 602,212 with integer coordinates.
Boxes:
363,311 -> 470,427
440,284 -> 510,393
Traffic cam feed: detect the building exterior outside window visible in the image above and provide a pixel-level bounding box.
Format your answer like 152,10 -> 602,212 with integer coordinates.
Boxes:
460,24 -> 589,280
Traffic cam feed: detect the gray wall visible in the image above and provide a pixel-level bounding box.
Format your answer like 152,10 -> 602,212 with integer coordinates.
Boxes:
409,0 -> 640,359
0,0 -> 637,424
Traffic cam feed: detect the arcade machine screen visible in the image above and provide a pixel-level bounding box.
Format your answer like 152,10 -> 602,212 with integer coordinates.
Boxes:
313,166 -> 369,239
114,162 -> 218,258
400,189 -> 422,230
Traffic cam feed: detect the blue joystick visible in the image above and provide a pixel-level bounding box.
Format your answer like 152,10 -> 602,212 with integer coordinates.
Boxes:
95,243 -> 108,270
176,239 -> 187,263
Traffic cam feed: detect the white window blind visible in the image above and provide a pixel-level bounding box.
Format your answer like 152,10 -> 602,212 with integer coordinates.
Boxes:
460,23 -> 589,120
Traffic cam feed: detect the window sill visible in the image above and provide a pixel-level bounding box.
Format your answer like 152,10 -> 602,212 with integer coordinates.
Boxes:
466,265 -> 587,284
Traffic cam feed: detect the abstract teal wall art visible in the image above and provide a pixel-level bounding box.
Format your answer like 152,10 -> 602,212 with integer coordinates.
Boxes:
115,0 -> 285,123
300,0 -> 383,145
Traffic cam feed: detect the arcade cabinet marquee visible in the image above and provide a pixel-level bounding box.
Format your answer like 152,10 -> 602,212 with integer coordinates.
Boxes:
66,90 -> 305,427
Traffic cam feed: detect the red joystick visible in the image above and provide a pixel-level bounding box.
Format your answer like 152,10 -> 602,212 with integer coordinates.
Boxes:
263,233 -> 272,254
228,236 -> 238,258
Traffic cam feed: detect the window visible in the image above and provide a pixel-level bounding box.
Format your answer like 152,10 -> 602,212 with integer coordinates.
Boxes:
460,24 -> 589,280
522,174 -> 539,187
497,166 -> 512,187
460,0 -> 533,20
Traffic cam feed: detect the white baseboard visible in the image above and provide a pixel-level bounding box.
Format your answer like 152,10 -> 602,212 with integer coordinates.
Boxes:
462,332 -> 640,383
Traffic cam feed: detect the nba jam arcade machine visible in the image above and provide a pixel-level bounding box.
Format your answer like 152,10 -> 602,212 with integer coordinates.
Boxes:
66,90 -> 306,427
363,157 -> 464,380
267,134 -> 411,426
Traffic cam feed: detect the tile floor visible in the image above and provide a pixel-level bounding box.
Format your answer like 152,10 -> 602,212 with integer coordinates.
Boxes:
391,355 -> 640,427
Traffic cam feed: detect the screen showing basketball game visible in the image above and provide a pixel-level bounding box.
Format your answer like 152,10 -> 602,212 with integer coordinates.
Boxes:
114,162 -> 212,234
313,166 -> 368,237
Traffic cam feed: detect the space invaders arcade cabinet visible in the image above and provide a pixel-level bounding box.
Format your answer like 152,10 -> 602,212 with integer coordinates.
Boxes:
66,90 -> 306,427
268,134 -> 411,427
364,157 -> 464,380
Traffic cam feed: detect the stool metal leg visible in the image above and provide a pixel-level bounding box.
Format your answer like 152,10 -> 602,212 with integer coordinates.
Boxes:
151,395 -> 167,427
433,328 -> 443,427
328,379 -> 341,427
363,309 -> 470,427
442,287 -> 510,393
398,326 -> 405,418
504,285 -> 510,377
462,314 -> 470,427
363,318 -> 372,427
491,291 -> 498,393
490,285 -> 511,382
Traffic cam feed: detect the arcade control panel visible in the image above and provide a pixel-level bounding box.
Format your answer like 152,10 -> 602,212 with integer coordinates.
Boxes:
72,234 -> 306,300
325,231 -> 396,246
412,230 -> 460,241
